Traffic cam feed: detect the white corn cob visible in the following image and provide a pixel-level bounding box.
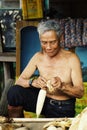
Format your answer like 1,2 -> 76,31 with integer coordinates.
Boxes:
15,127 -> 29,130
0,126 -> 2,130
36,89 -> 46,118
47,125 -> 57,130
47,80 -> 54,93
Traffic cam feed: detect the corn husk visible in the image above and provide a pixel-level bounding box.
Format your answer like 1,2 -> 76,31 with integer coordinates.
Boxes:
36,89 -> 46,118
69,107 -> 87,130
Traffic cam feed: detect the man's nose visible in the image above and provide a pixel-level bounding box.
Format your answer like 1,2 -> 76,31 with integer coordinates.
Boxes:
46,43 -> 51,49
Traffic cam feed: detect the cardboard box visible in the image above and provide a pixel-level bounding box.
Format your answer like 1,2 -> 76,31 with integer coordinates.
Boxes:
22,0 -> 43,19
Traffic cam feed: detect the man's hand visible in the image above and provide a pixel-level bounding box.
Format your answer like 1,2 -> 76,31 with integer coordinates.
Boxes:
32,76 -> 47,89
50,76 -> 62,89
32,76 -> 63,94
46,77 -> 62,94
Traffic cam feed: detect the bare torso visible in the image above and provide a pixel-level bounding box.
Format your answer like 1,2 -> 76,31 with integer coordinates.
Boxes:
16,30 -> 83,100
16,47 -> 83,100
36,49 -> 73,100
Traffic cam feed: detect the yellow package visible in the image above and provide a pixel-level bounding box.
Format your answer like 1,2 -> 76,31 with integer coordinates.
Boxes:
22,0 -> 43,19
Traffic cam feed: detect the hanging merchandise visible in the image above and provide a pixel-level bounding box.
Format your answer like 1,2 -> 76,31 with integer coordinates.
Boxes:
76,18 -> 83,46
64,18 -> 71,48
70,19 -> 76,47
21,0 -> 43,19
82,19 -> 87,46
59,18 -> 87,48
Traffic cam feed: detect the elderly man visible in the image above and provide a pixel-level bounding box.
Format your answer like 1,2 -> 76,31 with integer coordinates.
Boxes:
7,20 -> 84,118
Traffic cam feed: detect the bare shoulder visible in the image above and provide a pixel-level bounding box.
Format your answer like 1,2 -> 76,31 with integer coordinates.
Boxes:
68,51 -> 80,62
30,52 -> 41,58
62,49 -> 80,60
62,49 -> 81,67
29,52 -> 43,63
34,52 -> 42,56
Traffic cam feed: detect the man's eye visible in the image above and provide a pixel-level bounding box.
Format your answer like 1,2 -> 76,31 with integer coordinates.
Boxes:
51,41 -> 55,44
50,40 -> 57,44
41,41 -> 47,45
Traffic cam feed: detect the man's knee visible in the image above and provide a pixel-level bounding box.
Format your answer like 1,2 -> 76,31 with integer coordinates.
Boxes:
7,85 -> 23,106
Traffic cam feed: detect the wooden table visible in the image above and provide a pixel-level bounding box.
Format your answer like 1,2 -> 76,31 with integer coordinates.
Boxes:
0,117 -> 72,130
11,118 -> 71,130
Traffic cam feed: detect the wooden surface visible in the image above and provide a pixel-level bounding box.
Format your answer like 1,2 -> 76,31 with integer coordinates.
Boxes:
0,118 -> 72,130
0,52 -> 16,62
11,118 -> 71,130
16,20 -> 40,78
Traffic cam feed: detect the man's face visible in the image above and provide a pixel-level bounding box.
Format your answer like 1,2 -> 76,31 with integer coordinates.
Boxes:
40,30 -> 60,57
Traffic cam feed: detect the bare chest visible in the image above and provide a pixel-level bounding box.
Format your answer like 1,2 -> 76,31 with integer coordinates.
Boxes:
37,60 -> 71,82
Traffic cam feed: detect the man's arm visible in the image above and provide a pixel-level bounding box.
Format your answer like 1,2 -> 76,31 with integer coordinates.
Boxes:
60,82 -> 84,98
15,53 -> 39,87
59,54 -> 84,98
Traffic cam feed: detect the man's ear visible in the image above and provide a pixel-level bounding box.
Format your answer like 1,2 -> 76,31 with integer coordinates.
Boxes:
60,34 -> 64,43
60,34 -> 64,47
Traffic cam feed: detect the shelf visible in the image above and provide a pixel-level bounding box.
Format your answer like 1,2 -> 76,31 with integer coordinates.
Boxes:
0,52 -> 16,62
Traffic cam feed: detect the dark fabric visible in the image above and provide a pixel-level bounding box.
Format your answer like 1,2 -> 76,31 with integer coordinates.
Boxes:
7,85 -> 76,118
7,85 -> 40,112
42,97 -> 76,118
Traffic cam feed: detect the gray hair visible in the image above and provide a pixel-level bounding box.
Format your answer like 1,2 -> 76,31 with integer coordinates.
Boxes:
37,20 -> 63,38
